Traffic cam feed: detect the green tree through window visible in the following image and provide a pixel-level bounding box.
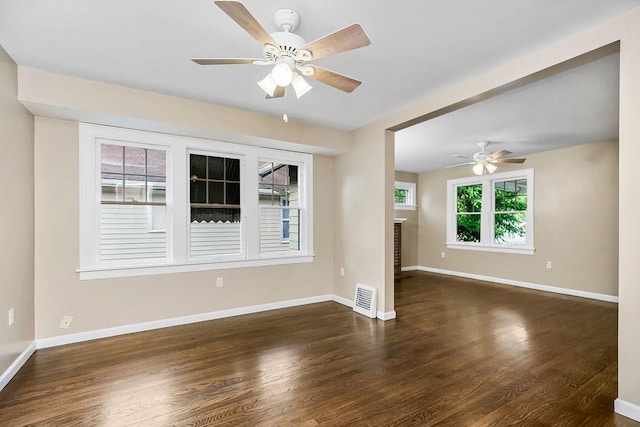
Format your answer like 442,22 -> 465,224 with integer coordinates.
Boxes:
494,179 -> 527,244
456,184 -> 482,242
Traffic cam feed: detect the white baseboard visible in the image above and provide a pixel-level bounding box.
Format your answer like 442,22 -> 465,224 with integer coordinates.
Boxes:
411,266 -> 618,303
401,266 -> 420,272
331,295 -> 396,321
37,294 -> 334,349
0,341 -> 36,392
615,398 -> 640,422
331,294 -> 353,308
378,310 -> 397,320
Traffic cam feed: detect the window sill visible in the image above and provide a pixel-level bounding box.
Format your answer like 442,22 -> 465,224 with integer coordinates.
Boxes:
446,243 -> 535,255
394,205 -> 417,211
78,254 -> 315,280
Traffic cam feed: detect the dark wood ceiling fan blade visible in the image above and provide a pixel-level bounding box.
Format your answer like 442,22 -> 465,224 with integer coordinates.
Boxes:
301,23 -> 371,60
215,1 -> 277,46
489,149 -> 512,159
308,66 -> 361,93
266,86 -> 285,99
493,158 -> 526,164
192,58 -> 256,65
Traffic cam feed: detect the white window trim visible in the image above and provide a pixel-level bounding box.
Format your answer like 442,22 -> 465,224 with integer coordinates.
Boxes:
446,169 -> 534,255
78,123 -> 314,280
394,181 -> 417,210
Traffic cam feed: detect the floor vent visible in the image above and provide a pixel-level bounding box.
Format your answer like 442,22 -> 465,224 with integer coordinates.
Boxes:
353,284 -> 377,318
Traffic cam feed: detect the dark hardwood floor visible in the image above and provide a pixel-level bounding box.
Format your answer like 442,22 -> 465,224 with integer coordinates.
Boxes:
1,271 -> 638,426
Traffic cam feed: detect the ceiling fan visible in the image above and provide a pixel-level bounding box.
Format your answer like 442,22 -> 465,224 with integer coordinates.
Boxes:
448,142 -> 526,175
192,1 -> 371,99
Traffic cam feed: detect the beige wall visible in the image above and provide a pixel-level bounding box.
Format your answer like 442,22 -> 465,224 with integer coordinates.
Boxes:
18,67 -> 351,156
333,125 -> 386,310
394,171 -> 419,268
0,46 -> 34,374
418,141 -> 618,296
33,117 -> 336,338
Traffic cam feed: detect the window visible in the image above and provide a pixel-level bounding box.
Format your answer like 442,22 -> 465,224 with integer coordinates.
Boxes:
189,153 -> 242,258
258,162 -> 300,253
99,143 -> 167,264
446,169 -> 534,254
394,181 -> 416,210
456,184 -> 482,242
79,124 -> 313,279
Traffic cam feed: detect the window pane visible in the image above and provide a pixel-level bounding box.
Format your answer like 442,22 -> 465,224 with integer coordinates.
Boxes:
100,204 -> 167,262
226,158 -> 240,181
208,156 -> 225,180
124,147 -> 146,175
457,184 -> 482,213
124,175 -> 146,202
101,173 -> 122,202
208,181 -> 225,204
226,182 -> 240,205
259,162 -> 274,184
148,178 -> 166,203
259,184 -> 274,205
190,180 -> 206,203
190,154 -> 206,180
101,144 -> 123,174
456,213 -> 481,242
260,207 -> 300,253
190,207 -> 241,257
146,149 -> 166,178
395,188 -> 408,204
495,213 -> 526,244
495,179 -> 527,211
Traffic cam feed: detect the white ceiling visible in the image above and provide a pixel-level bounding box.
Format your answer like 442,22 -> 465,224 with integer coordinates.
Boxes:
395,52 -> 620,173
0,0 -> 636,169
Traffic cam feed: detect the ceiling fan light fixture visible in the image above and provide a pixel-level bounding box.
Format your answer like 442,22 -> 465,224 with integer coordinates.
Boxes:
473,162 -> 484,175
291,73 -> 312,98
271,62 -> 294,87
258,73 -> 278,96
486,163 -> 497,174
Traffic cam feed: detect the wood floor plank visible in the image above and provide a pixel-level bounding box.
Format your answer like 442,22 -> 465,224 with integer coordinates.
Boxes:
0,271 -> 637,426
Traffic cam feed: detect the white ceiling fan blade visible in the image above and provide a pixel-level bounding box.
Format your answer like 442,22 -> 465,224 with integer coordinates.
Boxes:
452,154 -> 472,159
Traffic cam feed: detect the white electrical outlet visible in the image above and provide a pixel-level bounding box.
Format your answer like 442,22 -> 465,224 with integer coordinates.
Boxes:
441,252 -> 446,258
59,315 -> 74,329
8,308 -> 14,326
216,277 -> 224,287
546,261 -> 552,269
340,267 -> 345,277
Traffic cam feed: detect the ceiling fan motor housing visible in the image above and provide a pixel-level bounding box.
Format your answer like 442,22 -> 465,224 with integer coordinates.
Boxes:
273,8 -> 300,32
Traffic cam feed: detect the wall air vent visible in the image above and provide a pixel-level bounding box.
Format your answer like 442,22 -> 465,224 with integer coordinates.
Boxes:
353,283 -> 377,318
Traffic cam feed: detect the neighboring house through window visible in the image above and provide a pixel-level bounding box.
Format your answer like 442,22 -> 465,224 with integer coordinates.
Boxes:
79,124 -> 313,279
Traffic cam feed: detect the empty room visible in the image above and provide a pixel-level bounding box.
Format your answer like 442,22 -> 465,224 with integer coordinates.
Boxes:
2,1 -> 640,425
